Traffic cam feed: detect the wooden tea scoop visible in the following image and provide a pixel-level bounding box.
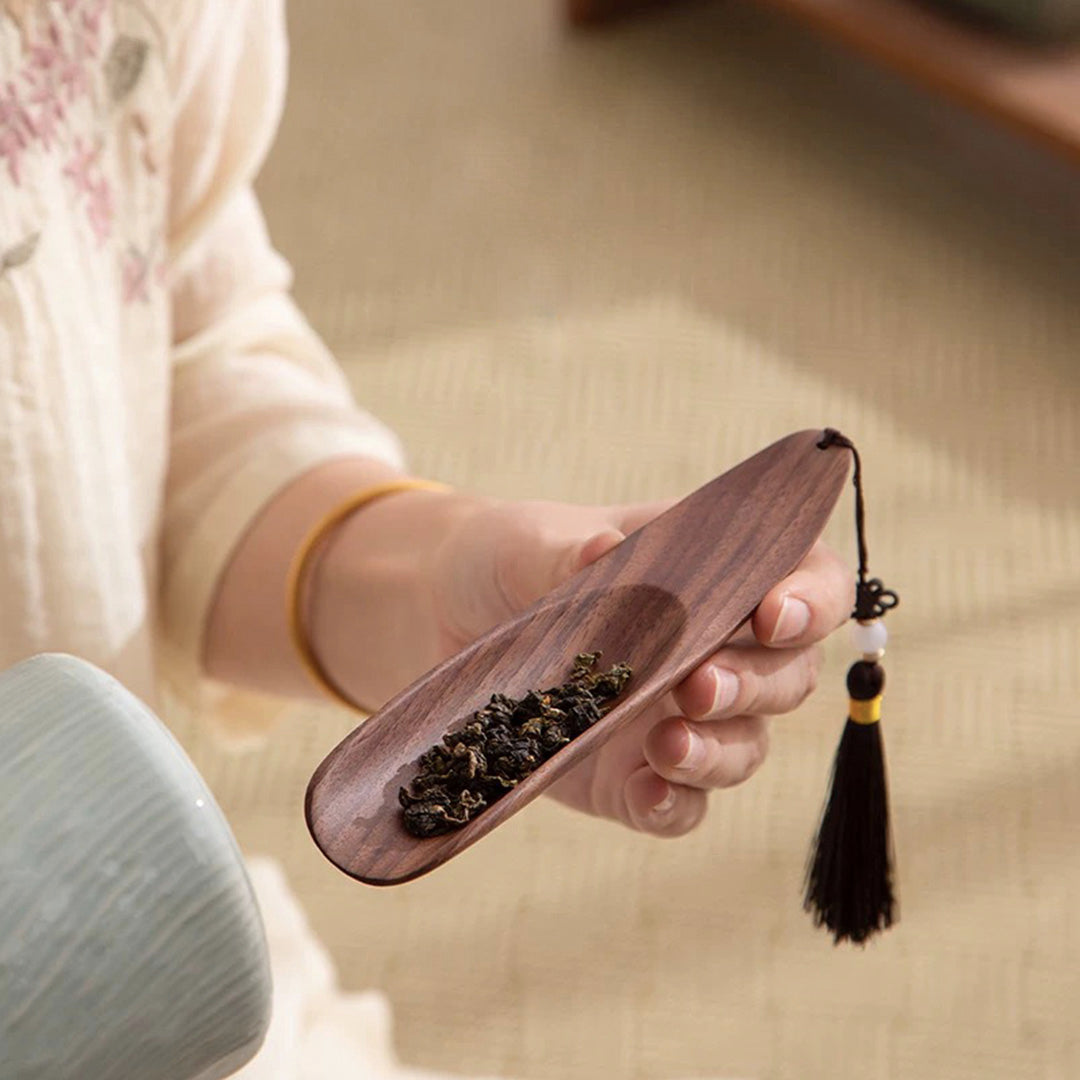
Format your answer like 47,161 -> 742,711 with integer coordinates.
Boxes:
306,428 -> 850,885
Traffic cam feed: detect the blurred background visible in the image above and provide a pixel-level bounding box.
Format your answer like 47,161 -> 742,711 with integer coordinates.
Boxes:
174,1 -> 1079,1077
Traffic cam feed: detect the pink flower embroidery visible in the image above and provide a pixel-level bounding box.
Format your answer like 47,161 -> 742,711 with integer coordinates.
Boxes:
22,22 -> 70,150
121,245 -> 150,303
64,137 -> 112,244
25,80 -> 64,150
0,80 -> 34,183
63,133 -> 98,190
3,0 -> 149,254
56,46 -> 89,102
78,3 -> 106,58
28,21 -> 63,73
85,175 -> 111,243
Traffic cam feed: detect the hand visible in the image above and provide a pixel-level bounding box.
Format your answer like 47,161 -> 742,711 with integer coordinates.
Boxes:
428,498 -> 853,836
209,454 -> 844,754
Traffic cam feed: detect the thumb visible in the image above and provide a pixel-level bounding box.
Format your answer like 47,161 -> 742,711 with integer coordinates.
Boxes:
441,512 -> 627,646
550,527 -> 625,591
573,527 -> 626,575
500,526 -> 625,616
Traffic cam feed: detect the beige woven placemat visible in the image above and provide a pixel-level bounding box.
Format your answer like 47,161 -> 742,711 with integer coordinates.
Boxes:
175,1 -> 1080,1077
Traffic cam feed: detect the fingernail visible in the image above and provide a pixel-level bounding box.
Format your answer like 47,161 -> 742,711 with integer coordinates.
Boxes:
652,785 -> 676,815
675,724 -> 705,771
710,667 -> 740,715
771,596 -> 810,643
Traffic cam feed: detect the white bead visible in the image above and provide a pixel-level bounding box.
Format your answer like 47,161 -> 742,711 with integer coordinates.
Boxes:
851,620 -> 888,654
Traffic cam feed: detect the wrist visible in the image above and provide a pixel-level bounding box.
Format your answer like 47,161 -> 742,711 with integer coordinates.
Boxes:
204,456 -> 410,698
305,486 -> 490,709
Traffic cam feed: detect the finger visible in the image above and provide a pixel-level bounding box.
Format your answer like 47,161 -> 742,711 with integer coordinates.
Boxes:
644,714 -> 770,790
576,528 -> 625,570
614,499 -> 677,536
672,643 -> 821,720
752,541 -> 854,647
622,764 -> 708,837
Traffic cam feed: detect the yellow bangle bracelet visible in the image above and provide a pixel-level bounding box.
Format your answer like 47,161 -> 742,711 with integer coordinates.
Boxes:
285,478 -> 453,711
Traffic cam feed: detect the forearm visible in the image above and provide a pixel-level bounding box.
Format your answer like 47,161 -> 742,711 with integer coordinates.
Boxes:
202,456 -> 484,707
303,479 -> 487,709
202,456 -> 399,699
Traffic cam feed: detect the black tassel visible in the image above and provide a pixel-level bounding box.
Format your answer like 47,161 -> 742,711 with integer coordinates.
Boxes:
805,430 -> 899,945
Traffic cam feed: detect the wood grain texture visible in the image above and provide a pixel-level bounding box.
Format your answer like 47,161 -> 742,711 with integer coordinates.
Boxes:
0,656 -> 271,1080
306,429 -> 850,886
566,0 -> 1080,165
749,0 -> 1080,166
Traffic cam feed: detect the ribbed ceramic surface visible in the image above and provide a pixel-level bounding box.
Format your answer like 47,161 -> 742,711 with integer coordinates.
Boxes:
0,655 -> 271,1080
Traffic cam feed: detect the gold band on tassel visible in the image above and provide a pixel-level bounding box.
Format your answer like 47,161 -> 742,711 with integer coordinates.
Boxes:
849,696 -> 882,725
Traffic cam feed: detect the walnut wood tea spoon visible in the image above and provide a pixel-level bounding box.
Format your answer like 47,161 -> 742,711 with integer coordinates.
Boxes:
306,429 -> 850,885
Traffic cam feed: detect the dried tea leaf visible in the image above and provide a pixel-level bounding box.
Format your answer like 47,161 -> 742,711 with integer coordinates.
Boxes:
105,35 -> 148,102
400,653 -> 632,838
2,231 -> 39,271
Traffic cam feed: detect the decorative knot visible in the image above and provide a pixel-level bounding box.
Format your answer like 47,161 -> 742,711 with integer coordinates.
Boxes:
855,577 -> 899,621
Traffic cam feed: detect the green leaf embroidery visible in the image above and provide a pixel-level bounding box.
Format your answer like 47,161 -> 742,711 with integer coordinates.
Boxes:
1,231 -> 39,272
105,35 -> 148,102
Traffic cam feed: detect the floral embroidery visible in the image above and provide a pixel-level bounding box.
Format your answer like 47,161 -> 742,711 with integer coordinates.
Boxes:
120,242 -> 149,302
2,0 -> 159,292
0,79 -> 35,183
84,172 -> 110,240
25,24 -> 66,150
78,1 -> 104,54
61,131 -> 96,186
1,1 -> 108,180
63,134 -> 111,242
3,1 -> 117,214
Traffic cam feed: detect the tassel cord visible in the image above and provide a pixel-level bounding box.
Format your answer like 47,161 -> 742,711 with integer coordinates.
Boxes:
805,429 -> 901,944
817,429 -> 899,622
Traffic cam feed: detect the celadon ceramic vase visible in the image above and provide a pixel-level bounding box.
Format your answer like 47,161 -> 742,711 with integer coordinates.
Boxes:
0,655 -> 271,1080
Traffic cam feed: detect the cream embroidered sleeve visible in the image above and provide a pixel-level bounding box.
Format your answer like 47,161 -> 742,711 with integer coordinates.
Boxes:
160,0 -> 404,673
